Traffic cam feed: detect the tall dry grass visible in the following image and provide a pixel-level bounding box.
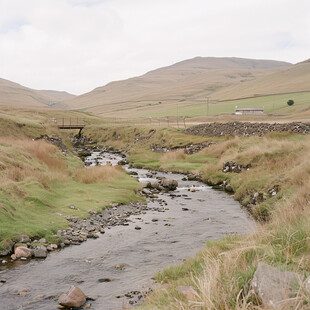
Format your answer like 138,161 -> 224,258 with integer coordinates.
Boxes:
73,165 -> 123,184
0,137 -> 68,187
22,139 -> 66,171
161,150 -> 186,162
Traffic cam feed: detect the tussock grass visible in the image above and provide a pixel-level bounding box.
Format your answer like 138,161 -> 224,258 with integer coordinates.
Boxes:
73,165 -> 124,184
161,150 -> 186,162
0,138 -> 68,188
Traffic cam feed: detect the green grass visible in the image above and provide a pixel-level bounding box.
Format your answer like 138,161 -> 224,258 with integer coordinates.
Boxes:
0,169 -> 141,249
136,92 -> 310,117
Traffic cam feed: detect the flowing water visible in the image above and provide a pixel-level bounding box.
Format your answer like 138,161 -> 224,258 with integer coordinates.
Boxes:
0,151 -> 256,309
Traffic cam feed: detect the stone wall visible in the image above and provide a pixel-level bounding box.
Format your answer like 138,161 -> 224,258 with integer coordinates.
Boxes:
185,122 -> 310,137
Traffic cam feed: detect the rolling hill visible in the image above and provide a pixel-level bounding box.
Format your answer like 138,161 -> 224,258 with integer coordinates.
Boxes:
62,57 -> 291,117
0,78 -> 75,109
214,59 -> 310,101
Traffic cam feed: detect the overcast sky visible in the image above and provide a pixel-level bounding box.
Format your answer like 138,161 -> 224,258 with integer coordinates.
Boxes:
1,0 -> 309,95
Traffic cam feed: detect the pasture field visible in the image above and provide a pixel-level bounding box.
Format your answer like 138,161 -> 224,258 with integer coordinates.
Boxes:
135,91 -> 310,118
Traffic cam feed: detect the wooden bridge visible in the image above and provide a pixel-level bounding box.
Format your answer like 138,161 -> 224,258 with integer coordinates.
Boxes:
50,118 -> 86,135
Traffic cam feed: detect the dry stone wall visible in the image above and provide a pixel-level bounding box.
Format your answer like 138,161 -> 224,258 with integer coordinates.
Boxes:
185,122 -> 310,137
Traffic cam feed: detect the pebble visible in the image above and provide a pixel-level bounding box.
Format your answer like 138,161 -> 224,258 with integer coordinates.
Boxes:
135,226 -> 141,230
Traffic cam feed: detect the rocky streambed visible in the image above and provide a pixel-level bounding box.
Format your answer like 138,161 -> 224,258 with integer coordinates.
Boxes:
0,149 -> 255,310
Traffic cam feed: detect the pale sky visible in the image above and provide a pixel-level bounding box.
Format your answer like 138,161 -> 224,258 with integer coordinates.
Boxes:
1,0 -> 309,95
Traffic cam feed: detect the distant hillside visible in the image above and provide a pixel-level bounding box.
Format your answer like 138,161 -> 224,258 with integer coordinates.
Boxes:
39,90 -> 75,103
214,61 -> 310,101
63,57 -> 291,116
0,78 -> 75,109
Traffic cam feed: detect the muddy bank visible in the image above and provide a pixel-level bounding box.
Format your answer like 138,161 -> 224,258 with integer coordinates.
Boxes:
185,121 -> 310,137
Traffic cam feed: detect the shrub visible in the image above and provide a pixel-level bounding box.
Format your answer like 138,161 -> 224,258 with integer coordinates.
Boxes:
287,99 -> 294,106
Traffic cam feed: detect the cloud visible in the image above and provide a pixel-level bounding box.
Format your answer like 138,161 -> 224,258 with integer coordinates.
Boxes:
0,0 -> 309,94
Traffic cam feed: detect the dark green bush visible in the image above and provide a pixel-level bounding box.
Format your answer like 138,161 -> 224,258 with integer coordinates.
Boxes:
287,99 -> 294,106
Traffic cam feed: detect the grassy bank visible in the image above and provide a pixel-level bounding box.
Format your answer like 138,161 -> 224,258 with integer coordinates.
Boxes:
84,124 -> 310,309
0,109 -> 141,253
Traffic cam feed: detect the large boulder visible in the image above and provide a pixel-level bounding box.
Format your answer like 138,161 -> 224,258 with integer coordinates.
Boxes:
58,286 -> 86,308
0,240 -> 14,256
33,246 -> 47,258
14,246 -> 33,259
252,262 -> 303,308
15,234 -> 31,243
161,178 -> 178,190
150,181 -> 160,189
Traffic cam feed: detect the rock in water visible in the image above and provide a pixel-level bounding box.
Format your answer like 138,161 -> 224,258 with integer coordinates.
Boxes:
252,262 -> 302,308
33,246 -> 47,258
161,178 -> 178,190
14,246 -> 33,259
58,286 -> 86,308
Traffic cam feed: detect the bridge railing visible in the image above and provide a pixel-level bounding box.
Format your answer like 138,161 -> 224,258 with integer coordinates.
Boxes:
48,118 -> 87,127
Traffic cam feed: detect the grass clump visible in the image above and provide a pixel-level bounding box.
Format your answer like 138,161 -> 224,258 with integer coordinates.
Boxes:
73,165 -> 123,184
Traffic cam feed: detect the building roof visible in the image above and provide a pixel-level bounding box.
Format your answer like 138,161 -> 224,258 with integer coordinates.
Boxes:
235,107 -> 264,111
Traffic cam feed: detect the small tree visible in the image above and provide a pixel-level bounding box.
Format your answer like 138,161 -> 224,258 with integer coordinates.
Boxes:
287,99 -> 294,106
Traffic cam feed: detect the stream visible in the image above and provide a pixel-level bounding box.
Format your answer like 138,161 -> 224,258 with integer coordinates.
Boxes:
0,151 -> 255,310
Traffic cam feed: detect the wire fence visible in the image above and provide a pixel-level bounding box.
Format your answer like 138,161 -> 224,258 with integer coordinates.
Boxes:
102,116 -> 190,128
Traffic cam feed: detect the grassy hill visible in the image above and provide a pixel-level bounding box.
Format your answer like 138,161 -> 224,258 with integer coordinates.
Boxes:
63,57 -> 291,116
0,78 -> 75,109
214,59 -> 310,100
